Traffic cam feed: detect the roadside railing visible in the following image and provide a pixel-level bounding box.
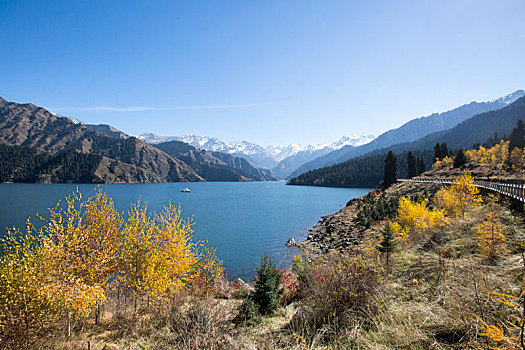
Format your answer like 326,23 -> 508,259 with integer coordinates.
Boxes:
398,178 -> 525,202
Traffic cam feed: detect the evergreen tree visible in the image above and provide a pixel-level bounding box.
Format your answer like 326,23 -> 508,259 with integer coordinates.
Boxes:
377,223 -> 397,272
507,120 -> 525,169
407,151 -> 417,178
434,143 -> 442,162
440,143 -> 450,159
509,120 -> 525,151
252,253 -> 282,315
417,156 -> 426,175
453,149 -> 467,168
383,151 -> 397,188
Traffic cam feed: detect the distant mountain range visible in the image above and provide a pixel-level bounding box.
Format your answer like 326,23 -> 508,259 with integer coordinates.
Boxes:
138,133 -> 376,178
1,89 -> 523,184
0,97 -> 274,183
289,90 -> 525,178
289,93 -> 525,188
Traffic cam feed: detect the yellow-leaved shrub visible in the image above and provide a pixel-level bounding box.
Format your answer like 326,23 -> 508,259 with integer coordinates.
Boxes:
396,196 -> 445,239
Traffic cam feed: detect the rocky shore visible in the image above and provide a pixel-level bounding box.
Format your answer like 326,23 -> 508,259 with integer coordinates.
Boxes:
297,200 -> 365,257
296,176 -> 448,257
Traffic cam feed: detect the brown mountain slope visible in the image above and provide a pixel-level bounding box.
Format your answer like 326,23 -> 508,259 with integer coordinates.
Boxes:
0,97 -> 203,183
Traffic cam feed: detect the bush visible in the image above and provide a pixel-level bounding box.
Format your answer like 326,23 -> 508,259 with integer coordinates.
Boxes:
235,297 -> 260,325
278,269 -> 298,304
296,253 -> 381,334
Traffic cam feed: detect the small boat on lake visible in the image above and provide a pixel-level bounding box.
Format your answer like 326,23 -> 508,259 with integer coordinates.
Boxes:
180,187 -> 191,193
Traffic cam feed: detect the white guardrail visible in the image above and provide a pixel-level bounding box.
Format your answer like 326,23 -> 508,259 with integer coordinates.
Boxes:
398,178 -> 525,203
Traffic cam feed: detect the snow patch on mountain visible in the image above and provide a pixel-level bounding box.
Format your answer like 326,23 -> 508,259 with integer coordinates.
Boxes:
490,90 -> 525,105
138,133 -> 376,167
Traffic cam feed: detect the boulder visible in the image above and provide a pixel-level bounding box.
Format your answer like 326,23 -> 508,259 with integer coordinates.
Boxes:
286,237 -> 297,247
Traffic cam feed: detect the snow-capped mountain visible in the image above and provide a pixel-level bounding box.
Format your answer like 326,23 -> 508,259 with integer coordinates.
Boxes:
138,133 -> 375,176
266,133 -> 375,162
491,89 -> 525,105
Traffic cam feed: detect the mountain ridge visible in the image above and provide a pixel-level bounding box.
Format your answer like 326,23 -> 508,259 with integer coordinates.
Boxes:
138,132 -> 375,177
288,94 -> 525,188
0,98 -> 271,183
289,90 -> 525,178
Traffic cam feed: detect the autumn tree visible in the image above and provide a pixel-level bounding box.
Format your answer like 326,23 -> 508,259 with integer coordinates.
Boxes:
39,190 -> 117,337
0,221 -> 58,348
150,204 -> 201,298
397,196 -> 445,238
509,147 -> 525,170
383,151 -> 397,188
118,202 -> 209,312
434,173 -> 482,219
118,200 -> 158,315
474,197 -> 506,260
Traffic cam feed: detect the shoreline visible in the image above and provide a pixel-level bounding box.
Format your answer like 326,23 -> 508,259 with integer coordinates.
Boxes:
296,198 -> 366,257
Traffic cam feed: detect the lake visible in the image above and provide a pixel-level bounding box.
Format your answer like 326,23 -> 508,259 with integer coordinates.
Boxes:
0,182 -> 369,280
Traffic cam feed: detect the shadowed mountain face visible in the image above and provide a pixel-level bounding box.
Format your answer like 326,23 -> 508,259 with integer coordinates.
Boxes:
290,90 -> 525,178
0,98 -> 271,183
86,124 -> 129,139
288,95 -> 525,188
153,141 -> 276,181
139,133 -> 376,178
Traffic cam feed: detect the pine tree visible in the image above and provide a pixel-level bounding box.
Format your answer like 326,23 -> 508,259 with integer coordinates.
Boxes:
509,120 -> 525,151
407,151 -> 417,178
507,120 -> 525,168
440,143 -> 450,159
417,156 -> 426,175
434,143 -> 442,162
453,149 -> 467,168
377,223 -> 398,272
252,253 -> 282,315
383,151 -> 397,188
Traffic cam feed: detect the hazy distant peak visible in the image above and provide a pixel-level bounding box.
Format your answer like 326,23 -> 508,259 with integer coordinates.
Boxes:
490,89 -> 525,105
138,132 -> 375,169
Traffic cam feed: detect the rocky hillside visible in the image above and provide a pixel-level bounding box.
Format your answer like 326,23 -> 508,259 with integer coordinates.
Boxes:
299,163 -> 524,256
154,141 -> 276,181
0,97 -> 273,183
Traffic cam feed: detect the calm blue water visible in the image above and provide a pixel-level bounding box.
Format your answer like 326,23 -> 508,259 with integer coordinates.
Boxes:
0,182 -> 369,280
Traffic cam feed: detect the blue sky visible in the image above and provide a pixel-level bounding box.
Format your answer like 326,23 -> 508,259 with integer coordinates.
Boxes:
1,0 -> 524,146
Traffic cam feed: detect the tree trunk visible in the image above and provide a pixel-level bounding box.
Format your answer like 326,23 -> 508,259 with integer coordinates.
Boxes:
67,311 -> 71,339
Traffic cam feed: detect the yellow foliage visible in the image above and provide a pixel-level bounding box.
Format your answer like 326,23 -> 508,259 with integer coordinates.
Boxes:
474,198 -> 506,260
432,156 -> 454,170
441,156 -> 453,168
396,197 -> 445,238
509,147 -> 525,170
464,140 -> 512,168
432,159 -> 443,170
0,221 -> 58,343
39,189 -> 120,317
476,291 -> 523,349
0,188 -> 222,343
119,202 -> 210,301
434,172 -> 482,218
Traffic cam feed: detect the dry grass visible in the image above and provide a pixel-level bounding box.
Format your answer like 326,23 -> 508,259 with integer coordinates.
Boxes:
19,184 -> 525,349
